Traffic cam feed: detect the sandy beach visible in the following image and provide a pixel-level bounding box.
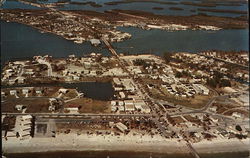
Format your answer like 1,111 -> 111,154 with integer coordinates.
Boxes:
2,132 -> 249,154
192,138 -> 250,153
2,133 -> 188,154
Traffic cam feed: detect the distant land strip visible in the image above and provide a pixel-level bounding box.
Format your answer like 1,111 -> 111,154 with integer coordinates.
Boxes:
104,0 -> 245,7
69,1 -> 102,8
152,7 -> 164,10
169,7 -> 184,11
180,1 -> 217,7
197,8 -> 248,14
104,0 -> 178,5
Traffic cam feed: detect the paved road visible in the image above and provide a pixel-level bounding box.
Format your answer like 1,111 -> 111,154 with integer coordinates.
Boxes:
2,112 -> 152,117
37,59 -> 53,77
101,39 -> 201,157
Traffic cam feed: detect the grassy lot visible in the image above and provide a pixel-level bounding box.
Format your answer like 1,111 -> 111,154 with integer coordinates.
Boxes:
141,78 -> 164,85
99,59 -> 119,69
65,98 -> 110,113
149,87 -> 213,109
64,89 -> 78,98
224,109 -> 249,117
213,103 -> 235,114
50,88 -> 78,99
43,87 -> 61,97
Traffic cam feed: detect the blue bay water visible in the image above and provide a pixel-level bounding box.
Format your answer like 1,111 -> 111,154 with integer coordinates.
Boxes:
1,0 -> 248,17
1,0 -> 41,9
0,20 -> 110,64
1,20 -> 248,65
60,1 -> 248,17
113,27 -> 249,55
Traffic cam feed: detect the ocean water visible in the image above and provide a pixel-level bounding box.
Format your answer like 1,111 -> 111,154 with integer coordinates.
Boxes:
4,151 -> 250,158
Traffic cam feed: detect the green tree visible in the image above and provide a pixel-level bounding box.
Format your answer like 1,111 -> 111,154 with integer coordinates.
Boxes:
219,79 -> 231,87
207,78 -> 217,88
182,70 -> 191,77
133,59 -> 150,69
235,125 -> 242,131
163,52 -> 174,64
175,71 -> 183,78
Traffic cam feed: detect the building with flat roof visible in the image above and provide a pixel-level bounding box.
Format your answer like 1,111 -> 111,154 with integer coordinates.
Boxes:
14,115 -> 32,140
90,39 -> 101,46
141,105 -> 151,113
119,92 -> 126,99
10,90 -> 17,95
113,78 -> 121,85
65,104 -> 80,113
125,103 -> 135,112
115,122 -> 128,133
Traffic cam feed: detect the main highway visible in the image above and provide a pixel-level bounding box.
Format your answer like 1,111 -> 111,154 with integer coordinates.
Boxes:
102,39 -> 201,158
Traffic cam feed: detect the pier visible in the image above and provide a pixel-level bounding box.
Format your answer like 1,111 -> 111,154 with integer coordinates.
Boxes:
186,142 -> 200,158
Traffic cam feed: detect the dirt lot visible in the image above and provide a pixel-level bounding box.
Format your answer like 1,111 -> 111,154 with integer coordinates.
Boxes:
2,97 -> 52,113
184,115 -> 202,125
2,116 -> 16,131
56,122 -> 109,131
171,116 -> 186,124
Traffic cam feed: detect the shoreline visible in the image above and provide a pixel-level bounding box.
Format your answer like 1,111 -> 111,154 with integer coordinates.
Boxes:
2,133 -> 249,154
3,150 -> 249,156
4,151 -> 250,158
